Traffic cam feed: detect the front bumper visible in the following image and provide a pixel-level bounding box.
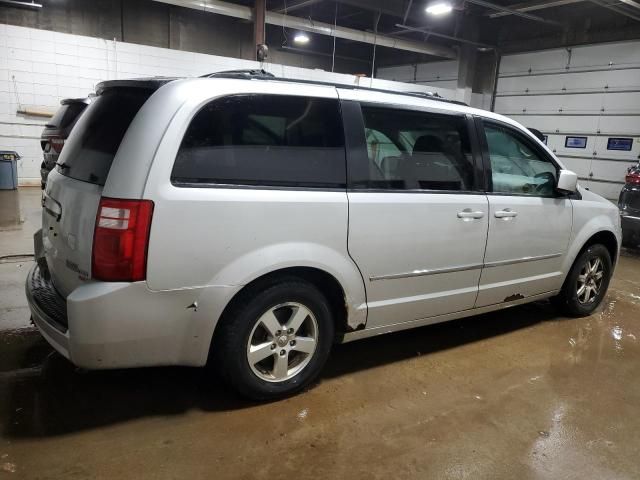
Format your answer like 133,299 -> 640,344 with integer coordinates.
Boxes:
621,214 -> 640,246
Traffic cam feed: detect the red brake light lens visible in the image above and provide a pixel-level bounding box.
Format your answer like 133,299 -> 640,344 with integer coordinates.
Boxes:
626,172 -> 640,185
92,198 -> 154,282
50,137 -> 65,153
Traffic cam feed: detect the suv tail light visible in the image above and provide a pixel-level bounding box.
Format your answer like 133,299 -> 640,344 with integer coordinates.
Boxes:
50,137 -> 65,153
625,172 -> 640,185
92,198 -> 154,282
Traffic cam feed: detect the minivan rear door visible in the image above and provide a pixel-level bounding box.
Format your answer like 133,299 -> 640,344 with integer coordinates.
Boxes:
42,87 -> 154,297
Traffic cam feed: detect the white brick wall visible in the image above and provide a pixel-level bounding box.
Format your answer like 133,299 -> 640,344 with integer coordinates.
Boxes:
0,23 -> 454,184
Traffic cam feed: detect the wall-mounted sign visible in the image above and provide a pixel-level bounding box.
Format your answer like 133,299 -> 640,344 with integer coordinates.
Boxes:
565,136 -> 587,149
606,137 -> 633,151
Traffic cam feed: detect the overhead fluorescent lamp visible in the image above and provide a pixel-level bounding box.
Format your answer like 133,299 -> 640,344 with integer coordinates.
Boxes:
426,2 -> 453,15
0,0 -> 42,7
293,33 -> 310,44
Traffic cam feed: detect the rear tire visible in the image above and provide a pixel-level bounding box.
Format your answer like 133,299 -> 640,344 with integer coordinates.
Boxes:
553,244 -> 612,317
212,278 -> 334,401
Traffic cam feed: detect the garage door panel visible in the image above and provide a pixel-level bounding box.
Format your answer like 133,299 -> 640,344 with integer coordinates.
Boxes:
546,135 -> 596,157
589,159 -> 636,183
593,116 -> 640,134
505,115 -> 603,133
416,61 -> 459,82
557,156 -> 591,177
504,115 -> 640,137
499,43 -> 640,76
495,92 -> 639,115
496,41 -> 639,201
499,50 -> 569,75
593,135 -> 640,159
497,69 -> 640,95
418,79 -> 457,89
570,42 -> 640,69
585,181 -> 623,201
601,92 -> 640,112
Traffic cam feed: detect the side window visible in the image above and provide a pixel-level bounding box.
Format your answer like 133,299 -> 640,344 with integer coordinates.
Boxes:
355,105 -> 475,191
171,95 -> 345,188
483,122 -> 558,196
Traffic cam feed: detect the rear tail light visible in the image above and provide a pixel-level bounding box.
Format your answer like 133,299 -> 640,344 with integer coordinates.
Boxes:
625,172 -> 640,185
92,197 -> 154,282
50,137 -> 65,153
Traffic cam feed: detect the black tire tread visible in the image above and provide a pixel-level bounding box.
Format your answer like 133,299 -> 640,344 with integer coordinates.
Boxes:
554,244 -> 612,317
212,276 -> 334,401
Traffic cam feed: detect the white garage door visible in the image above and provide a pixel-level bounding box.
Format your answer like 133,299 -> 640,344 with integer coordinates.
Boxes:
494,41 -> 640,201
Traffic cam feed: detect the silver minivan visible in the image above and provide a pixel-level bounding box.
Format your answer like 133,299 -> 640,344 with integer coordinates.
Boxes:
27,72 -> 621,399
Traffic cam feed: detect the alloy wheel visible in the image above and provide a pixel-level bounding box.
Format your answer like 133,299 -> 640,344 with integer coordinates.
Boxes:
576,256 -> 605,304
246,302 -> 318,382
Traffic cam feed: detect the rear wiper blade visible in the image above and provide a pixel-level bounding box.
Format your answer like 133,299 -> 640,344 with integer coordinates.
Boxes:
56,162 -> 70,170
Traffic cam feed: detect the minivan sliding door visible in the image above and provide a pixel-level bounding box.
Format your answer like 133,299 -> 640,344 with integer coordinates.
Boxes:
342,100 -> 489,329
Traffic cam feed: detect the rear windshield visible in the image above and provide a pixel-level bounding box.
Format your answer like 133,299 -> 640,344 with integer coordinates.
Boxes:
46,102 -> 87,129
56,89 -> 151,185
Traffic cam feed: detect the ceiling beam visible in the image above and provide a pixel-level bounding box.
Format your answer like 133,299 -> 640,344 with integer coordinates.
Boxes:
589,0 -> 640,21
402,0 -> 414,23
275,0 -> 323,14
394,23 -> 495,48
153,0 -> 458,58
618,0 -> 640,9
465,0 -> 565,25
488,0 -> 584,18
279,45 -> 370,63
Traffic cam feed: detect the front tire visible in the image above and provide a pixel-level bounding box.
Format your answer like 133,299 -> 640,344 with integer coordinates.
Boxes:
554,244 -> 612,317
213,278 -> 334,401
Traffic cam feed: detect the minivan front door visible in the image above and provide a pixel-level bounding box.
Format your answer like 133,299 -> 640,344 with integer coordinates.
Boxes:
475,118 -> 572,307
341,100 -> 489,329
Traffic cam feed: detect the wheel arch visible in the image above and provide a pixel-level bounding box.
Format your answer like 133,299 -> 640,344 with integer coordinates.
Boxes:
210,266 -> 357,355
561,227 -> 620,291
579,230 -> 619,267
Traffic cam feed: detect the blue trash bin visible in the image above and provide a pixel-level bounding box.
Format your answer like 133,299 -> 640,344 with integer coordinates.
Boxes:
0,151 -> 20,190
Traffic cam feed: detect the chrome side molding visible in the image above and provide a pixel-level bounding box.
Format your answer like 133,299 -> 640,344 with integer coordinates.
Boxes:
370,252 -> 563,281
370,263 -> 484,281
483,252 -> 562,268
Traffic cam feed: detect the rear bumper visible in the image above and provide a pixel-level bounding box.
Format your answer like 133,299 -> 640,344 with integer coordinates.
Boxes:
25,267 -> 71,360
26,263 -> 239,369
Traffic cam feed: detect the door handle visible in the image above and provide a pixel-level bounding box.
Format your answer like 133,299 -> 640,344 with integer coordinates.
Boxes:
457,209 -> 485,219
495,209 -> 518,219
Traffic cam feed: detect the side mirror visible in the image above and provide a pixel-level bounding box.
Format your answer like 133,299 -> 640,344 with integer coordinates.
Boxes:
556,169 -> 578,193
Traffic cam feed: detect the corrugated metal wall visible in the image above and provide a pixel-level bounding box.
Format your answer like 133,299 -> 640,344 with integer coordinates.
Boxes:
494,41 -> 640,200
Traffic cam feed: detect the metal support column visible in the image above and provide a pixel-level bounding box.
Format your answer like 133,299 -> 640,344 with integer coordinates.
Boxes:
254,0 -> 266,61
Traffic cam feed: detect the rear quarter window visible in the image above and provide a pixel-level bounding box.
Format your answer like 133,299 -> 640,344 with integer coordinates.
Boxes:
56,89 -> 151,185
46,102 -> 87,130
171,94 -> 346,189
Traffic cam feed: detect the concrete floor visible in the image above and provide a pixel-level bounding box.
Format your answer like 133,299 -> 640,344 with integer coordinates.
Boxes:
1,188 -> 640,479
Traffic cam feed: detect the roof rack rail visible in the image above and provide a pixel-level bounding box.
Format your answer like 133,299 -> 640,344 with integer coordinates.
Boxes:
199,69 -> 467,106
408,91 -> 442,98
200,69 -> 276,79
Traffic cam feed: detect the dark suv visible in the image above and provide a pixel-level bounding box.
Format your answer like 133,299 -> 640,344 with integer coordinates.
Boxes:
40,97 -> 90,189
619,162 -> 640,248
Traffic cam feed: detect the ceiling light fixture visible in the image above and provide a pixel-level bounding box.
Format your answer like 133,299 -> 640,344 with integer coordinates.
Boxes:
425,2 -> 453,15
0,0 -> 42,7
293,33 -> 310,44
